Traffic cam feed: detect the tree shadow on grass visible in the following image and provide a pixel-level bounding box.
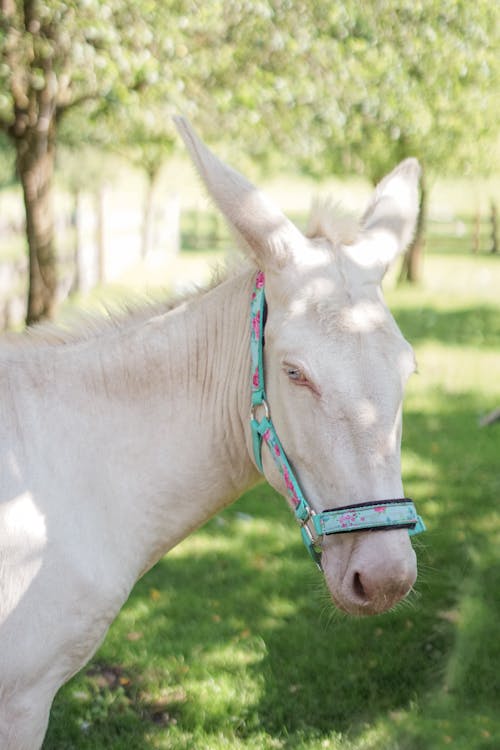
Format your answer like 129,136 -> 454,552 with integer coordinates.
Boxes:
44,391 -> 500,749
45,534 -> 440,749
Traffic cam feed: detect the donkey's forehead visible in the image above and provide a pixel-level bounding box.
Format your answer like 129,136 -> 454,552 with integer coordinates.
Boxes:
267,240 -> 380,305
311,294 -> 397,337
269,267 -> 384,331
265,239 -> 405,340
277,294 -> 400,341
269,291 -> 415,382
267,265 -> 408,352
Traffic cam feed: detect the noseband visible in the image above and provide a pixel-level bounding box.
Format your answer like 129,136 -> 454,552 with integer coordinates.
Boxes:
249,271 -> 425,570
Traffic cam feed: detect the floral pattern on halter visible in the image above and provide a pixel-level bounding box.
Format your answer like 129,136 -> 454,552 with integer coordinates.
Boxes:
312,500 -> 425,536
250,271 -> 306,510
250,271 -> 266,400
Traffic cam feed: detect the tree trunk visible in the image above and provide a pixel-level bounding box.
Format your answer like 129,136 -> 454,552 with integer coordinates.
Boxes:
2,0 -> 62,325
472,208 -> 481,254
490,201 -> 498,254
141,168 -> 161,260
15,122 -> 58,325
398,167 -> 427,284
95,186 -> 106,285
70,188 -> 82,296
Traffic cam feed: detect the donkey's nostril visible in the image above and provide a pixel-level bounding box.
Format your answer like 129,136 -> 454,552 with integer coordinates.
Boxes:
352,571 -> 366,600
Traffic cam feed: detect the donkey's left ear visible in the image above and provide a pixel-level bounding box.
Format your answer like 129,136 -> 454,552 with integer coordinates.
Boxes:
173,116 -> 307,270
360,158 -> 421,269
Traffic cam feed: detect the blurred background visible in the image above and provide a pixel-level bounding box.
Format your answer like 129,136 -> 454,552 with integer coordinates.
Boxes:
2,3 -> 500,749
0,0 -> 498,326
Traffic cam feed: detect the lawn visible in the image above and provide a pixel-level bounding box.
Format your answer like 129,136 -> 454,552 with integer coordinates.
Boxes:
41,249 -> 500,750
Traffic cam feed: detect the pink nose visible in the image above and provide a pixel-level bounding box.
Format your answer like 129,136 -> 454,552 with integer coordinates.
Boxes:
324,531 -> 417,615
351,563 -> 416,614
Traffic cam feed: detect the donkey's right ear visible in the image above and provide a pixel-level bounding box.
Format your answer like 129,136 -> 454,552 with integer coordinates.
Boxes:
174,116 -> 307,269
359,158 -> 421,271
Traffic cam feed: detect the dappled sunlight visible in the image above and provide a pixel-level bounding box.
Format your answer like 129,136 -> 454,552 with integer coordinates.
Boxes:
0,491 -> 47,615
199,637 -> 267,672
181,668 -> 264,733
348,704 -> 500,749
405,342 -> 500,406
47,373 -> 500,747
41,253 -> 500,748
168,513 -> 293,561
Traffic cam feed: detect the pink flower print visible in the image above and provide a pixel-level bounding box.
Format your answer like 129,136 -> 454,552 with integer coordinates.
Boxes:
273,443 -> 281,458
252,311 -> 260,340
256,271 -> 265,288
374,506 -> 386,513
262,429 -> 271,443
339,512 -> 357,528
253,366 -> 260,388
283,467 -> 299,506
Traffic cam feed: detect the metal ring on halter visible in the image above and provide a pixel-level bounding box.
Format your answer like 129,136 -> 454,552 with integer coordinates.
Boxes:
250,399 -> 270,424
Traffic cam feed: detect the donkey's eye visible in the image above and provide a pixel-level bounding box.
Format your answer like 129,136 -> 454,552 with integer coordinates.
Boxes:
285,366 -> 308,384
283,363 -> 321,397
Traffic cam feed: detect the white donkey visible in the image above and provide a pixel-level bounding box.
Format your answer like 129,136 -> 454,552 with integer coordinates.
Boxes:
0,118 -> 423,749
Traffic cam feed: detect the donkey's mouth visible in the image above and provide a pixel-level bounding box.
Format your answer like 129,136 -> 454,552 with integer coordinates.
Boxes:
331,582 -> 415,617
323,530 -> 417,616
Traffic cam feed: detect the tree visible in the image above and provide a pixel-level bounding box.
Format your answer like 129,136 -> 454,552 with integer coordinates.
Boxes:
0,132 -> 15,187
183,1 -> 499,284
299,1 -> 500,281
0,0 -> 270,321
2,0 -> 498,322
0,0 -> 162,323
93,99 -> 176,260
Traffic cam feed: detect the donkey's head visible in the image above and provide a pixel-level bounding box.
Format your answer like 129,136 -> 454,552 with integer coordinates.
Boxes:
175,117 -> 421,615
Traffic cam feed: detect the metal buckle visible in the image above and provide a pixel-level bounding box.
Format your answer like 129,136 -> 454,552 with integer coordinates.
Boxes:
300,508 -> 322,547
300,511 -> 323,571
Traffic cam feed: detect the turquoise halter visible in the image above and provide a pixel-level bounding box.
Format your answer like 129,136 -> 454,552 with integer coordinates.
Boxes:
249,271 -> 426,570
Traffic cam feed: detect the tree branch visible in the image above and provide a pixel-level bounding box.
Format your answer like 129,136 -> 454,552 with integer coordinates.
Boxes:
56,91 -> 100,120
479,408 -> 500,428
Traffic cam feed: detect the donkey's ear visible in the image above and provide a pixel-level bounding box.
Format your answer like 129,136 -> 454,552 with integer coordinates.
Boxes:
174,116 -> 306,269
360,158 -> 421,269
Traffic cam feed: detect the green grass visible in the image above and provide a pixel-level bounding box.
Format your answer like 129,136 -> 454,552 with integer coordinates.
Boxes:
39,250 -> 500,749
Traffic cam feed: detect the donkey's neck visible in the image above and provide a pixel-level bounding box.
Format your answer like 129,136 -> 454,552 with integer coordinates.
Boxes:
109,271 -> 260,576
23,271 -> 260,584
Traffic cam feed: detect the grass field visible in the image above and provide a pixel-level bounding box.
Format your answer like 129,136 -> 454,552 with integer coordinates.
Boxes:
39,246 -> 500,750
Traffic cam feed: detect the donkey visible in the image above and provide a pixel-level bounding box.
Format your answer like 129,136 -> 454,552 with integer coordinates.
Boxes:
0,117 -> 423,749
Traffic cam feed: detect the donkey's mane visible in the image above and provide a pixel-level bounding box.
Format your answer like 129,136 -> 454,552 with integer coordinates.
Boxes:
1,202 -> 358,351
306,198 -> 360,246
1,264 -> 235,350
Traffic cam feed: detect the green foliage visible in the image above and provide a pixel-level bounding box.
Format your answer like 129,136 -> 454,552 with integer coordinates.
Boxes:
0,0 -> 160,125
42,250 -> 500,749
3,1 -> 498,182
291,0 -> 500,180
0,132 -> 15,187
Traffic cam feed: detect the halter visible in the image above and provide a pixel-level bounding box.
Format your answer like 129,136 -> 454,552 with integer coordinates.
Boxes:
249,271 -> 426,570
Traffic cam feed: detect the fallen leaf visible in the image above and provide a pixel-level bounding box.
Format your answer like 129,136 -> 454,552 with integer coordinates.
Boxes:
150,588 -> 161,602
127,631 -> 143,641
